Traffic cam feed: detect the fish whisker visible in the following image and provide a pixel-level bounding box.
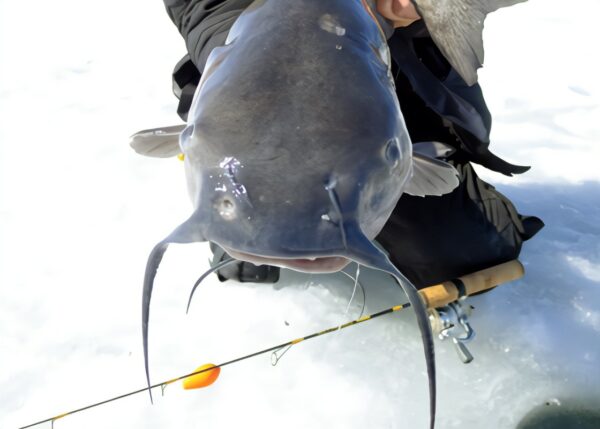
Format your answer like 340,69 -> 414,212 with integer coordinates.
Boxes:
325,179 -> 347,249
187,257 -> 238,314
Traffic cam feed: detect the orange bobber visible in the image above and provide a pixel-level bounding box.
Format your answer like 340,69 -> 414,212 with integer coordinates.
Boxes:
182,363 -> 221,390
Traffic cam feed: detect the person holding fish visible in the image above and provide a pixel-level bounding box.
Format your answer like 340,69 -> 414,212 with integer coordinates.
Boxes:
132,1 -> 543,426
153,0 -> 542,288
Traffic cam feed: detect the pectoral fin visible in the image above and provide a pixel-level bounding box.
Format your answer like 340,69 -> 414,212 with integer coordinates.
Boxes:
405,152 -> 459,197
411,0 -> 527,85
129,124 -> 185,158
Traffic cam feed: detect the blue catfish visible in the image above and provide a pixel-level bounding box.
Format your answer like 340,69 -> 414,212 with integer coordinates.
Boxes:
131,0 -> 526,427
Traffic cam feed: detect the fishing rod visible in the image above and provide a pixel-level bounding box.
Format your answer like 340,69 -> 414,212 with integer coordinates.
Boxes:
19,302 -> 412,429
19,259 -> 523,428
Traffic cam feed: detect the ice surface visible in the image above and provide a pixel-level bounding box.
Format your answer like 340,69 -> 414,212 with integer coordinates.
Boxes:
1,0 -> 599,428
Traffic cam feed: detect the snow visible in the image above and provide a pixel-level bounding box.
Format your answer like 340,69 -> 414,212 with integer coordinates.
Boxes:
1,0 -> 599,428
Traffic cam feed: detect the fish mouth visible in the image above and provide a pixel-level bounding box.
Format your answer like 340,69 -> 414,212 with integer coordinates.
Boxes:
222,247 -> 351,273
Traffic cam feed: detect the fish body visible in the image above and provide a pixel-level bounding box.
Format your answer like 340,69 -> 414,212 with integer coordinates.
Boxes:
131,0 -> 529,427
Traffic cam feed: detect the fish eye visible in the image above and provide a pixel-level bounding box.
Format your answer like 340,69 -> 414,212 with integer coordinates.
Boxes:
216,197 -> 236,220
384,138 -> 400,168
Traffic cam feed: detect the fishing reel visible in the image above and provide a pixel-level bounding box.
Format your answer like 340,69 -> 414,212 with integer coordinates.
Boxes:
429,299 -> 476,364
419,260 -> 525,364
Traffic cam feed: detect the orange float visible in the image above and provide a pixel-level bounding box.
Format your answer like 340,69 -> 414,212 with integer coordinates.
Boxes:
182,363 -> 221,390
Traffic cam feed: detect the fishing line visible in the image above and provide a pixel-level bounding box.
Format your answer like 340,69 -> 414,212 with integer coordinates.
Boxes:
19,302 -> 411,429
271,266 -> 367,366
343,263 -> 362,318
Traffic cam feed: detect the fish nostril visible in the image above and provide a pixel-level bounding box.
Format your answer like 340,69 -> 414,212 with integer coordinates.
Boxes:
384,138 -> 400,168
217,197 -> 236,220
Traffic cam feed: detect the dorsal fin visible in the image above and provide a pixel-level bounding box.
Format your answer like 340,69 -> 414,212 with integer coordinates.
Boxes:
412,0 -> 527,85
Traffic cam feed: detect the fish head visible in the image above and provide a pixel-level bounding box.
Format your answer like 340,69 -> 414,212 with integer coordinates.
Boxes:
178,50 -> 415,272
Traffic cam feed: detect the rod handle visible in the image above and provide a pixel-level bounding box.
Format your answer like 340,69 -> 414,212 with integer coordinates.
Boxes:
418,260 -> 525,309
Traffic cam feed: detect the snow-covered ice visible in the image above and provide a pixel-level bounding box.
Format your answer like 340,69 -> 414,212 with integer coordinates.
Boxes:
1,0 -> 599,428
